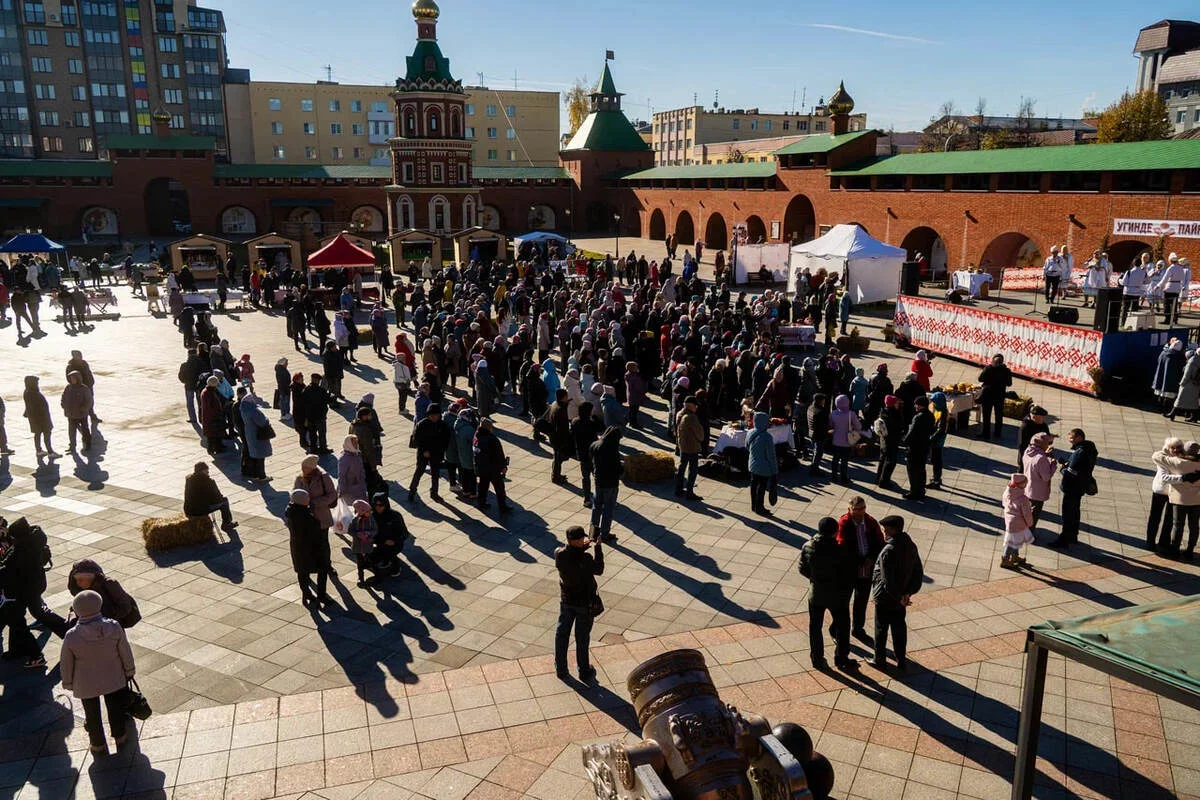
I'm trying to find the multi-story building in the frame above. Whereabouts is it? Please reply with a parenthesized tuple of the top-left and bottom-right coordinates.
(1134, 19, 1200, 134)
(0, 0, 230, 160)
(226, 79, 560, 167)
(651, 96, 867, 166)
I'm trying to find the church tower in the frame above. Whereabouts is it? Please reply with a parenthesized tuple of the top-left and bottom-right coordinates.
(386, 0, 481, 241)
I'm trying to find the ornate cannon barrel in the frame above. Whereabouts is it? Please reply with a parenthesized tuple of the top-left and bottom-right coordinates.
(582, 649, 833, 800)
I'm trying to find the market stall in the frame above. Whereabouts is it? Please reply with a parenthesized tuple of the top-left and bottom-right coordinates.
(307, 232, 379, 303)
(453, 226, 507, 266)
(166, 234, 231, 281)
(951, 269, 993, 299)
(244, 232, 301, 270)
(514, 231, 573, 264)
(387, 229, 442, 272)
(788, 224, 905, 304)
(0, 232, 68, 282)
(732, 242, 791, 284)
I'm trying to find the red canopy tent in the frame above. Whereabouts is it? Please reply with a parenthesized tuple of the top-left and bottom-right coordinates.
(306, 232, 375, 270)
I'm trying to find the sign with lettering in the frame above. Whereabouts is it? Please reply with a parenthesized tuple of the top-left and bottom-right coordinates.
(1112, 218, 1200, 239)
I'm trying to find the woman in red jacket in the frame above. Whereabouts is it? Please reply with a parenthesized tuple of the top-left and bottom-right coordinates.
(910, 350, 934, 392)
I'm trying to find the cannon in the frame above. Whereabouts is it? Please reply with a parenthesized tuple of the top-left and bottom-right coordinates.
(582, 649, 834, 800)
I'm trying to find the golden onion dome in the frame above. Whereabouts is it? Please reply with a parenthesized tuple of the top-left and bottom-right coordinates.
(412, 0, 439, 20)
(827, 81, 855, 115)
(151, 107, 171, 123)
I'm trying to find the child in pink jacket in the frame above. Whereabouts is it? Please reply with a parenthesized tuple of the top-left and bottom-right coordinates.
(1002, 473, 1035, 570)
(236, 353, 256, 393)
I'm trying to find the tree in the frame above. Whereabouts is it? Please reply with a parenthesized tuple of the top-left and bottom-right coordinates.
(919, 99, 965, 152)
(1095, 90, 1173, 143)
(969, 97, 988, 149)
(564, 78, 591, 135)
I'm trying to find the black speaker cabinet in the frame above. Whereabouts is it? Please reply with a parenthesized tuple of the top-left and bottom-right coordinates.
(900, 262, 921, 296)
(1048, 306, 1079, 325)
(1092, 287, 1122, 333)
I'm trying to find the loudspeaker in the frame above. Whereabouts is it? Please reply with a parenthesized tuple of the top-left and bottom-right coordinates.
(1092, 287, 1122, 333)
(1048, 306, 1079, 325)
(900, 261, 921, 296)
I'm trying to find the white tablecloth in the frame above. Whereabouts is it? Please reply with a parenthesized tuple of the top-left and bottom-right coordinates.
(714, 424, 796, 455)
(953, 271, 993, 298)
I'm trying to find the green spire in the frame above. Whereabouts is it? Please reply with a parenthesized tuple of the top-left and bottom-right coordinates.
(595, 63, 619, 98)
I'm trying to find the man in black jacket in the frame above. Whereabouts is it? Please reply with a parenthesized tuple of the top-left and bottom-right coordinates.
(409, 406, 451, 503)
(548, 388, 572, 484)
(183, 462, 238, 533)
(0, 517, 49, 667)
(1016, 406, 1050, 469)
(302, 374, 332, 454)
(1051, 428, 1098, 550)
(179, 348, 205, 423)
(977, 354, 1013, 440)
(554, 525, 603, 682)
(871, 515, 924, 672)
(589, 426, 623, 544)
(902, 396, 934, 501)
(572, 402, 602, 508)
(799, 516, 855, 671)
(370, 491, 409, 577)
(473, 418, 511, 512)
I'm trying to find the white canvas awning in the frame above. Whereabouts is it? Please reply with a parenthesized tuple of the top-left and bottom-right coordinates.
(789, 224, 905, 304)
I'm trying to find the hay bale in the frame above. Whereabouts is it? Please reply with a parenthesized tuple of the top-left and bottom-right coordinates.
(142, 514, 216, 552)
(1003, 395, 1033, 420)
(357, 325, 373, 339)
(624, 450, 676, 483)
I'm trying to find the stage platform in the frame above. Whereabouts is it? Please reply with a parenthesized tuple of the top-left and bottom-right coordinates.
(892, 293, 1195, 395)
(919, 288, 1197, 332)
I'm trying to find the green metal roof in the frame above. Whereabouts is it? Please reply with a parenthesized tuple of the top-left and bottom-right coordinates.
(403, 40, 458, 87)
(772, 129, 874, 156)
(473, 166, 571, 180)
(214, 164, 390, 180)
(0, 159, 112, 177)
(831, 139, 1200, 176)
(103, 134, 215, 151)
(563, 111, 650, 152)
(619, 162, 777, 181)
(594, 63, 620, 97)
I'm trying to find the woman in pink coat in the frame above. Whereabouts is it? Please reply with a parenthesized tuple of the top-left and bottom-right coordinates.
(1022, 432, 1056, 530)
(1002, 473, 1035, 570)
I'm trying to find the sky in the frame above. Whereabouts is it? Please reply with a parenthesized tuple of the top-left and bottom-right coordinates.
(221, 0, 1197, 132)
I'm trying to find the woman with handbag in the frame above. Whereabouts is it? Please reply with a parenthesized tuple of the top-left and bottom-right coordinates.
(59, 590, 136, 754)
(828, 394, 862, 485)
(239, 390, 274, 484)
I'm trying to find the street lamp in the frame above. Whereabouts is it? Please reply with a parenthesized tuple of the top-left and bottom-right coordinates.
(564, 208, 572, 246)
(614, 213, 622, 260)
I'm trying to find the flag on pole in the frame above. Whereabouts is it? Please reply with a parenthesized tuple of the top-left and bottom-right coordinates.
(605, 50, 615, 61)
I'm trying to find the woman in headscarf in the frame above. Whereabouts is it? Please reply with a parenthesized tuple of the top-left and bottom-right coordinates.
(756, 366, 791, 419)
(747, 411, 780, 515)
(199, 375, 224, 455)
(444, 333, 466, 390)
(370, 305, 389, 358)
(475, 359, 499, 417)
(1155, 338, 1187, 415)
(1148, 437, 1185, 551)
(22, 375, 55, 457)
(541, 356, 561, 396)
(910, 349, 934, 392)
(564, 367, 584, 421)
(238, 389, 273, 483)
(750, 359, 770, 405)
(828, 394, 862, 484)
(337, 434, 367, 508)
(849, 368, 869, 414)
(865, 364, 893, 425)
(1001, 474, 1035, 570)
(928, 392, 950, 489)
(1173, 349, 1200, 423)
(284, 488, 331, 607)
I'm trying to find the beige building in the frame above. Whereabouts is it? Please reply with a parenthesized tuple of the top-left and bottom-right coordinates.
(652, 103, 867, 166)
(226, 80, 560, 167)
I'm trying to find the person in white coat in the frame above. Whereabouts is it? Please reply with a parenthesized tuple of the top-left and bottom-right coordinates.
(1042, 246, 1064, 304)
(1152, 440, 1200, 560)
(1157, 253, 1190, 325)
(1119, 256, 1149, 325)
(1081, 254, 1107, 308)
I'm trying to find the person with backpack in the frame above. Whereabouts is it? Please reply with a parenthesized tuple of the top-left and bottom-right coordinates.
(871, 515, 925, 673)
(0, 516, 51, 667)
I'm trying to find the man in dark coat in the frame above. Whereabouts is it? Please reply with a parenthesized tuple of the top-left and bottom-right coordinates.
(871, 515, 924, 672)
(977, 354, 1013, 440)
(548, 388, 572, 484)
(835, 496, 885, 646)
(799, 516, 856, 671)
(179, 348, 205, 423)
(183, 462, 237, 532)
(902, 396, 934, 501)
(473, 417, 511, 512)
(321, 341, 344, 404)
(1017, 406, 1050, 469)
(302, 375, 331, 454)
(554, 525, 603, 683)
(199, 376, 225, 454)
(0, 517, 48, 667)
(409, 406, 451, 502)
(284, 489, 331, 607)
(875, 395, 904, 489)
(370, 491, 408, 576)
(571, 402, 602, 507)
(1051, 428, 1098, 550)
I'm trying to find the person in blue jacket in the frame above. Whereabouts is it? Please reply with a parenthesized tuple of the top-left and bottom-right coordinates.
(747, 411, 779, 516)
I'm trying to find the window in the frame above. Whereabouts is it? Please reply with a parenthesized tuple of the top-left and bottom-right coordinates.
(797, 120, 808, 131)
(1048, 171, 1101, 192)
(1112, 170, 1171, 192)
(33, 84, 54, 100)
(465, 103, 474, 115)
(331, 146, 343, 160)
(506, 104, 516, 116)
(303, 122, 314, 135)
(507, 150, 516, 161)
(91, 83, 125, 98)
(186, 7, 220, 29)
(163, 89, 182, 104)
(61, 3, 77, 25)
(505, 128, 516, 139)
(732, 119, 740, 130)
(23, 2, 44, 23)
(41, 136, 62, 152)
(486, 104, 496, 116)
(71, 85, 86, 100)
(750, 119, 758, 130)
(268, 98, 281, 111)
(0, 107, 29, 121)
(465, 126, 475, 138)
(1196, 110, 1200, 123)
(93, 109, 128, 124)
(329, 123, 342, 135)
(401, 162, 414, 183)
(270, 121, 283, 134)
(37, 110, 58, 125)
(815, 121, 827, 132)
(374, 148, 388, 159)
(486, 127, 497, 138)
(458, 163, 467, 183)
(84, 29, 119, 43)
(157, 35, 176, 51)
(351, 123, 364, 136)
(188, 87, 215, 102)
(350, 100, 361, 113)
(78, 136, 93, 152)
(487, 148, 497, 160)
(27, 29, 47, 45)
(161, 63, 180, 79)
(783, 120, 790, 131)
(74, 111, 89, 126)
(306, 146, 319, 160)
(301, 99, 313, 112)
(764, 120, 771, 131)
(370, 101, 386, 113)
(911, 174, 945, 191)
(64, 31, 80, 46)
(329, 99, 340, 112)
(170, 114, 184, 129)
(189, 112, 220, 127)
(352, 147, 364, 159)
(31, 57, 52, 72)
(1179, 111, 1187, 125)
(431, 163, 442, 182)
(272, 145, 285, 160)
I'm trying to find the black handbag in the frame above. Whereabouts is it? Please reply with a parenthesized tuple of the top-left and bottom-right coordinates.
(126, 678, 152, 721)
(257, 423, 276, 441)
(588, 595, 605, 617)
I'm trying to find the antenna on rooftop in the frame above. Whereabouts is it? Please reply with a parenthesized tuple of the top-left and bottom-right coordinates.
(324, 64, 332, 82)
(713, 89, 719, 110)
(477, 72, 485, 87)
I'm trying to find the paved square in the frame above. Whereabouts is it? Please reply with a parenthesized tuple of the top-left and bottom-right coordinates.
(1, 254, 1197, 799)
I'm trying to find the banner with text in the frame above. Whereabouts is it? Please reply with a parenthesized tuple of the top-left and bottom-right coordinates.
(894, 295, 1102, 392)
(1112, 218, 1200, 239)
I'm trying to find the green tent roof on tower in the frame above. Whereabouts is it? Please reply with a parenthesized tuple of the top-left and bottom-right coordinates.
(563, 61, 648, 153)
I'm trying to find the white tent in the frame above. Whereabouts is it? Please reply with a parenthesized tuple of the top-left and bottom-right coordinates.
(788, 224, 905, 304)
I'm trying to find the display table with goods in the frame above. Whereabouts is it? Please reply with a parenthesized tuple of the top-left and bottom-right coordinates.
(778, 325, 816, 350)
(931, 383, 979, 430)
(713, 421, 796, 455)
(51, 287, 118, 320)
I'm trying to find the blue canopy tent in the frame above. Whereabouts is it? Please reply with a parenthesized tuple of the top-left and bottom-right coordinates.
(512, 231, 572, 251)
(0, 233, 66, 254)
(513, 230, 574, 266)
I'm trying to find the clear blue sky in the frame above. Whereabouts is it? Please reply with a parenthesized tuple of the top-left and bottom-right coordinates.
(222, 0, 1196, 131)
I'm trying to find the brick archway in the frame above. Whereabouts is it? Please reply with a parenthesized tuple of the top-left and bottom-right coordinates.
(1108, 240, 1152, 271)
(647, 209, 666, 240)
(980, 231, 1043, 272)
(783, 195, 815, 243)
(704, 212, 727, 250)
(674, 210, 695, 243)
(901, 226, 947, 279)
(745, 215, 766, 243)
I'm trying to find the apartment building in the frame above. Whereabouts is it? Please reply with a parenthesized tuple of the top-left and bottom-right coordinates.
(0, 0, 229, 159)
(651, 103, 867, 166)
(227, 79, 560, 167)
(1134, 19, 1200, 134)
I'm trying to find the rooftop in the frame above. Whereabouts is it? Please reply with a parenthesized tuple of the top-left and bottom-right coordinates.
(473, 166, 571, 180)
(214, 164, 391, 179)
(103, 134, 216, 151)
(0, 160, 113, 177)
(831, 138, 1200, 176)
(562, 108, 650, 153)
(773, 129, 874, 156)
(618, 162, 777, 181)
